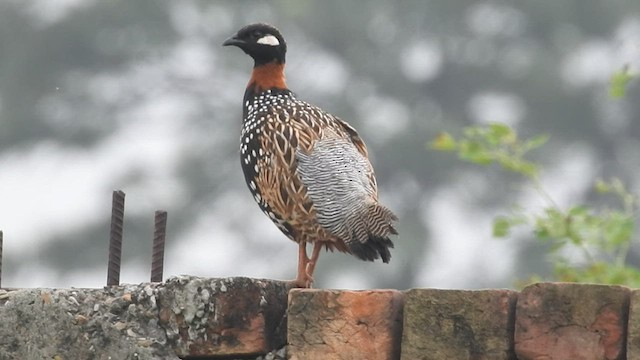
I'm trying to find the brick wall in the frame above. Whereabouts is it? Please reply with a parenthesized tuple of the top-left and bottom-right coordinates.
(0, 277, 636, 359)
(288, 283, 631, 360)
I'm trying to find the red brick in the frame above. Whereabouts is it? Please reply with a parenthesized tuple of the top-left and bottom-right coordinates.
(515, 282, 630, 360)
(287, 289, 403, 360)
(626, 289, 640, 360)
(400, 288, 517, 360)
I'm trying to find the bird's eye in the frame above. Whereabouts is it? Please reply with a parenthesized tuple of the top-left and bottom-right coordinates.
(253, 31, 263, 38)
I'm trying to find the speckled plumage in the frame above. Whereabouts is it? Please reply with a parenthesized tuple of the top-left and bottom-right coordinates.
(224, 23, 398, 287)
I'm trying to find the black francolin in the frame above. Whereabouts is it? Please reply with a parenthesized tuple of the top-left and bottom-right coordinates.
(223, 23, 398, 288)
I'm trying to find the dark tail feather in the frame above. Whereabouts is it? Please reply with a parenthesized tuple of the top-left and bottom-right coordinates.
(349, 235, 395, 263)
(348, 203, 398, 263)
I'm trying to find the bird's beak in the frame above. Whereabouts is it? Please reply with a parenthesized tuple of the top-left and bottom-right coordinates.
(222, 36, 244, 47)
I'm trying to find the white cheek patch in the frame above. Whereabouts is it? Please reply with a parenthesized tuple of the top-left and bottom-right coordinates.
(257, 35, 280, 46)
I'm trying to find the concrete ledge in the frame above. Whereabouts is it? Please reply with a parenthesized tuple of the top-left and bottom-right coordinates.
(0, 276, 291, 360)
(158, 276, 291, 358)
(0, 282, 173, 360)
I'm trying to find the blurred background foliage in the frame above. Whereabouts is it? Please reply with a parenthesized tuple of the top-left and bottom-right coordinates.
(433, 121, 640, 287)
(0, 0, 639, 289)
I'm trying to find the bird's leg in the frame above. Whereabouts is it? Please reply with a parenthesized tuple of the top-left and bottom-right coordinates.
(291, 241, 311, 288)
(304, 242, 323, 287)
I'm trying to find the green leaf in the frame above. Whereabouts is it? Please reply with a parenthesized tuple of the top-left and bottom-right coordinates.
(610, 177, 626, 194)
(489, 122, 512, 137)
(609, 66, 635, 99)
(534, 226, 551, 239)
(568, 206, 588, 217)
(595, 179, 610, 193)
(524, 134, 549, 151)
(603, 213, 634, 247)
(487, 123, 515, 144)
(534, 208, 569, 241)
(493, 217, 512, 237)
(499, 157, 538, 177)
(517, 162, 538, 177)
(459, 141, 494, 165)
(463, 127, 480, 138)
(430, 132, 457, 151)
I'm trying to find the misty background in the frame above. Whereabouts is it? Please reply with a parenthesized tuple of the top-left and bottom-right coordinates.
(1, 0, 639, 290)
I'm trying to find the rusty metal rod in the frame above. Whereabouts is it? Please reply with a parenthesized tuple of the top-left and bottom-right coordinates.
(107, 190, 125, 286)
(151, 210, 167, 282)
(0, 230, 3, 289)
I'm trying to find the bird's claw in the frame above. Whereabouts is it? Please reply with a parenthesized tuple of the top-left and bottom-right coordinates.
(289, 275, 313, 288)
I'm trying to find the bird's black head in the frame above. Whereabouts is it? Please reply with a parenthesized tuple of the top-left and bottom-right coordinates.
(223, 23, 287, 66)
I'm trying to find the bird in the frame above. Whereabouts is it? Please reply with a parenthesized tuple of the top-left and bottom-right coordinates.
(222, 23, 398, 288)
